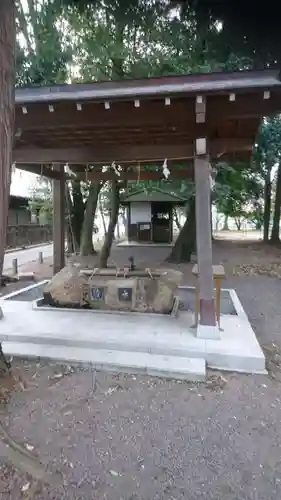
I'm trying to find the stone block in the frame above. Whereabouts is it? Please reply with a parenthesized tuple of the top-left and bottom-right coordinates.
(81, 268, 183, 314)
(44, 264, 88, 307)
(18, 272, 35, 281)
(45, 265, 183, 314)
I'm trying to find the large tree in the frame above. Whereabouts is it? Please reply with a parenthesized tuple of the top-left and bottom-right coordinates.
(0, 0, 16, 314)
(215, 162, 263, 232)
(64, 0, 281, 69)
(271, 161, 281, 243)
(184, 1, 281, 69)
(15, 1, 104, 256)
(254, 117, 281, 242)
(16, 0, 71, 86)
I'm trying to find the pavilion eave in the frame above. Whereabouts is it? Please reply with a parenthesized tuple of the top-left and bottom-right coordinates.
(13, 69, 281, 181)
(15, 69, 281, 105)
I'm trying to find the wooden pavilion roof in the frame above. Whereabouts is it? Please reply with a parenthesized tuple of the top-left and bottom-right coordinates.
(13, 69, 281, 182)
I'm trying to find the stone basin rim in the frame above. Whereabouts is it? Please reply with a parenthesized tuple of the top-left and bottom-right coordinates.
(79, 268, 169, 278)
(33, 297, 180, 318)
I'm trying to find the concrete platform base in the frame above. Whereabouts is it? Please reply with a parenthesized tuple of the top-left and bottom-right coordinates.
(2, 342, 206, 381)
(0, 288, 266, 379)
(197, 324, 221, 340)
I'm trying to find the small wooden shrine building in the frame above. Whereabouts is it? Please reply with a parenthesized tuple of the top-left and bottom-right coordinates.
(8, 195, 30, 225)
(13, 69, 281, 335)
(121, 187, 186, 244)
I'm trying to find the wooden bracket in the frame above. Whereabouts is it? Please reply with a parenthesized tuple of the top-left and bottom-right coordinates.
(195, 95, 206, 123)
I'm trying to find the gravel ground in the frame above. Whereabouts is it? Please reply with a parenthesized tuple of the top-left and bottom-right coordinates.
(2, 241, 281, 499)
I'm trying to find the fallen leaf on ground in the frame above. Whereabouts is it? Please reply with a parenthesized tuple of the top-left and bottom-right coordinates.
(25, 444, 34, 452)
(21, 482, 30, 492)
(105, 387, 117, 396)
(206, 374, 228, 391)
(110, 470, 119, 477)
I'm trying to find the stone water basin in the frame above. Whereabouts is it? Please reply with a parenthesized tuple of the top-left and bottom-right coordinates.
(2, 275, 237, 317)
(42, 265, 183, 314)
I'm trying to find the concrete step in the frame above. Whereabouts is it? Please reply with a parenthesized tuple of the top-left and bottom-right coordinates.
(0, 328, 201, 359)
(3, 341, 206, 381)
(0, 307, 203, 360)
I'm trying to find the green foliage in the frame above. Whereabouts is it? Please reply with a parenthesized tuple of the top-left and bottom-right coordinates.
(63, 1, 189, 80)
(185, 1, 281, 68)
(62, 0, 281, 70)
(16, 0, 72, 86)
(29, 177, 53, 224)
(14, 0, 281, 240)
(215, 162, 263, 229)
(255, 116, 281, 174)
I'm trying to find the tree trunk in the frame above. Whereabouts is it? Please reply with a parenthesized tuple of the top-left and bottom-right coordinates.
(166, 196, 196, 263)
(0, 0, 15, 326)
(99, 197, 107, 234)
(222, 214, 229, 231)
(271, 162, 281, 243)
(116, 220, 120, 239)
(71, 179, 84, 248)
(65, 184, 76, 254)
(65, 223, 74, 254)
(120, 209, 127, 237)
(235, 218, 242, 231)
(210, 200, 214, 239)
(0, 0, 15, 372)
(108, 209, 116, 240)
(173, 207, 182, 231)
(0, 0, 15, 275)
(0, 344, 11, 375)
(80, 182, 101, 256)
(98, 180, 120, 268)
(263, 166, 272, 242)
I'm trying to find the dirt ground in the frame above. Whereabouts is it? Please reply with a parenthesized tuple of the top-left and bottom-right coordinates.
(2, 237, 281, 499)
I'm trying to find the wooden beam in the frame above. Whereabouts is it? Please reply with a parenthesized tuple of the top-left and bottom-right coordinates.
(194, 155, 217, 330)
(13, 139, 252, 165)
(13, 144, 193, 164)
(18, 128, 200, 144)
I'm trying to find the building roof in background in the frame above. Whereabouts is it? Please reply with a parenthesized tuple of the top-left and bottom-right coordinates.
(9, 194, 30, 209)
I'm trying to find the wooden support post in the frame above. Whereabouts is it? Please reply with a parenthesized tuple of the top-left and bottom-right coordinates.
(52, 167, 65, 274)
(215, 277, 221, 328)
(38, 251, 43, 264)
(194, 155, 217, 332)
(12, 258, 18, 276)
(192, 264, 225, 331)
